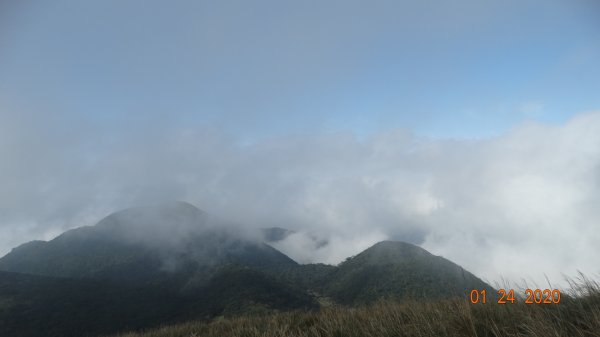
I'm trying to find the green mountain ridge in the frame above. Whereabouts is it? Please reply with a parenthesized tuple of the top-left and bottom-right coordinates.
(0, 202, 492, 337)
(0, 202, 297, 286)
(325, 241, 489, 304)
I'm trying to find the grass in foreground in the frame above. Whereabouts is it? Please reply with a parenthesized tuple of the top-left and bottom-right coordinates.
(114, 277, 600, 337)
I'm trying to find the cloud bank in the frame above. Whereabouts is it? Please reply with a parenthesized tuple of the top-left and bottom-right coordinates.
(1, 108, 599, 286)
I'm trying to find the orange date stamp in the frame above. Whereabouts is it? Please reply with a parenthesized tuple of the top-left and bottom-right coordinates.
(469, 288, 561, 304)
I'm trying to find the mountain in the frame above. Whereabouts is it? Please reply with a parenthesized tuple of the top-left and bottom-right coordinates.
(323, 241, 491, 304)
(0, 202, 316, 337)
(0, 202, 492, 337)
(0, 202, 297, 286)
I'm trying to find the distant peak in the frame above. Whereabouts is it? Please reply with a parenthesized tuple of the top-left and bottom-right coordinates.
(100, 201, 206, 221)
(163, 200, 202, 210)
(260, 227, 296, 242)
(128, 200, 204, 213)
(90, 201, 213, 247)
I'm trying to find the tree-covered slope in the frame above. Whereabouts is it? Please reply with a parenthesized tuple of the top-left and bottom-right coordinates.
(0, 202, 297, 286)
(0, 202, 494, 337)
(323, 241, 491, 304)
(0, 266, 316, 337)
(0, 270, 190, 337)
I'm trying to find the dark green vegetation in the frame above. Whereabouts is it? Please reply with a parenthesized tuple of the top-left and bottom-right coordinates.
(112, 278, 600, 337)
(275, 241, 490, 306)
(325, 241, 489, 304)
(0, 266, 315, 337)
(0, 202, 297, 285)
(0, 202, 492, 337)
(0, 270, 189, 337)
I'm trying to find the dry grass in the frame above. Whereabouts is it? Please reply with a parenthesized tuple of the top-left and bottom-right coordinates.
(113, 276, 600, 337)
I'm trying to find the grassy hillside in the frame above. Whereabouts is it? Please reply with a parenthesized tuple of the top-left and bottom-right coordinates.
(112, 278, 600, 337)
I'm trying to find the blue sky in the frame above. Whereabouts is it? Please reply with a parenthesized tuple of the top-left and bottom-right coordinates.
(1, 0, 598, 140)
(1, 1, 600, 284)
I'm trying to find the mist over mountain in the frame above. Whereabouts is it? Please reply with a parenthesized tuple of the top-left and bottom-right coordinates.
(1, 2, 598, 336)
(260, 227, 296, 242)
(0, 202, 494, 336)
(0, 202, 296, 286)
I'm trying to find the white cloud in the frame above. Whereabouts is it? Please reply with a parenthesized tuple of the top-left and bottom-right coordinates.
(1, 107, 599, 287)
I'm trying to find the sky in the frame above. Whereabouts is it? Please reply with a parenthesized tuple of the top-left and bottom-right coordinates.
(1, 0, 599, 286)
